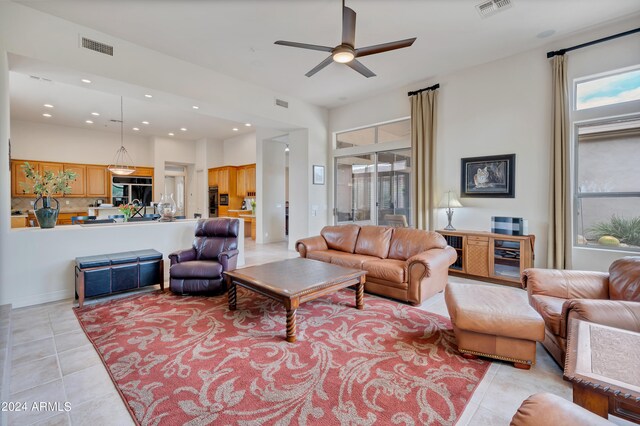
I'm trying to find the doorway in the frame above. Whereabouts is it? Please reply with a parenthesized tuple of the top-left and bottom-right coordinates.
(164, 164, 187, 217)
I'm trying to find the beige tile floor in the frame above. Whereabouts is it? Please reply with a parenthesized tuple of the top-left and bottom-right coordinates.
(7, 239, 632, 425)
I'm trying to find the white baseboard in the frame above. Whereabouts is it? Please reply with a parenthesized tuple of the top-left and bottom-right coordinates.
(8, 289, 75, 309)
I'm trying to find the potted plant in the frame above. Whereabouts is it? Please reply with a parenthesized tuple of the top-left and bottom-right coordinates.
(21, 162, 77, 228)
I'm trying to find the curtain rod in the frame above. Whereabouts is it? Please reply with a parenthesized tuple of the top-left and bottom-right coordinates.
(546, 27, 640, 59)
(407, 83, 440, 96)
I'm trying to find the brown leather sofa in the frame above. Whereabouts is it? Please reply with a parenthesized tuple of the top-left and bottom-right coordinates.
(522, 256, 640, 366)
(511, 393, 613, 425)
(296, 224, 457, 305)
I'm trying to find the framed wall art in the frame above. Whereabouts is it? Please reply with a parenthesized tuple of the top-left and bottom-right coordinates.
(460, 154, 515, 198)
(313, 165, 325, 185)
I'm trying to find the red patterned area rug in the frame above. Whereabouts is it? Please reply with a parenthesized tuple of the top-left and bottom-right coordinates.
(75, 289, 489, 425)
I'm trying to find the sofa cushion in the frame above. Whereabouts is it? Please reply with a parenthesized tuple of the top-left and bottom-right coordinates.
(608, 256, 640, 301)
(330, 252, 379, 269)
(170, 260, 223, 279)
(355, 226, 393, 259)
(530, 294, 565, 336)
(362, 259, 406, 284)
(388, 228, 447, 261)
(307, 249, 345, 263)
(321, 224, 360, 253)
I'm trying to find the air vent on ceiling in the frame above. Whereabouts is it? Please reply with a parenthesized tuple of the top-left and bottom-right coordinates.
(476, 0, 512, 18)
(81, 36, 114, 56)
(275, 98, 289, 108)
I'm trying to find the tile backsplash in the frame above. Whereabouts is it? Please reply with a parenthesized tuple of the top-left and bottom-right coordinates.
(11, 197, 96, 212)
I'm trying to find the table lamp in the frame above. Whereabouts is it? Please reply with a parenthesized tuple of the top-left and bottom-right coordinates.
(438, 190, 463, 230)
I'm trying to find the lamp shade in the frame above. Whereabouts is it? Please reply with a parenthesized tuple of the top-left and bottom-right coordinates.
(438, 191, 463, 209)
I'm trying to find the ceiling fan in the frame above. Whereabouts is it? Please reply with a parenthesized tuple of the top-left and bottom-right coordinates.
(274, 0, 416, 78)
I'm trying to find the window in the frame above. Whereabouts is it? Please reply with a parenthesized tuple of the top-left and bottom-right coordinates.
(574, 118, 640, 251)
(576, 67, 640, 110)
(336, 120, 410, 149)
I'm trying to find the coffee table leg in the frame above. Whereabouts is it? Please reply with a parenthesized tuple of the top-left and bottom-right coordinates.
(355, 275, 365, 310)
(286, 309, 297, 343)
(228, 278, 237, 311)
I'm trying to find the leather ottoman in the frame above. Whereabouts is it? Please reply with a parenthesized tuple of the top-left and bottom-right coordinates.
(445, 282, 545, 369)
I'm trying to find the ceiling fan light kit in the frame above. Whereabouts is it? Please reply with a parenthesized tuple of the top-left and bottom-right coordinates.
(275, 0, 416, 78)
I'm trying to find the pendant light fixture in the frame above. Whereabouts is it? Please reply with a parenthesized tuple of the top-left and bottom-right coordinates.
(107, 96, 136, 176)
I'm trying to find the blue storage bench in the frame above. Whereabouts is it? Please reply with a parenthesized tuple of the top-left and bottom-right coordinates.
(75, 249, 164, 307)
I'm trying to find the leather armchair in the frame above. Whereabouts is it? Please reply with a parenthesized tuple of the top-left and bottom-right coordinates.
(169, 218, 240, 295)
(522, 256, 640, 365)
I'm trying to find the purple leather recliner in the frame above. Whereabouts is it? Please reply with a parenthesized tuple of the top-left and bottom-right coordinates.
(169, 218, 240, 295)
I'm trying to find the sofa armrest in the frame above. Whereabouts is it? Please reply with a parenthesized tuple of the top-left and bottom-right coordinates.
(510, 393, 613, 426)
(564, 299, 640, 333)
(522, 268, 609, 301)
(405, 246, 457, 304)
(295, 236, 328, 258)
(219, 249, 239, 272)
(168, 248, 197, 266)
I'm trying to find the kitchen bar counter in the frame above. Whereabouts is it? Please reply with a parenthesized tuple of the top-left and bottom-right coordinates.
(6, 219, 244, 308)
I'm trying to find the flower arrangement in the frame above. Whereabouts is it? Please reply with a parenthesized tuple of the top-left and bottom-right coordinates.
(251, 199, 256, 214)
(21, 162, 76, 205)
(118, 203, 135, 221)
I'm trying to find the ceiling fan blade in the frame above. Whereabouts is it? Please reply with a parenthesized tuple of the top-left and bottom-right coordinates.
(346, 59, 376, 78)
(355, 37, 417, 58)
(342, 6, 356, 46)
(305, 56, 334, 77)
(274, 40, 333, 53)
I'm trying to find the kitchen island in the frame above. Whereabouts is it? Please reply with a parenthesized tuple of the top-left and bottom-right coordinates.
(3, 219, 244, 308)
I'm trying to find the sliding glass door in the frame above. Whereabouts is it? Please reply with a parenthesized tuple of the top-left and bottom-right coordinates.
(335, 149, 412, 226)
(335, 154, 375, 225)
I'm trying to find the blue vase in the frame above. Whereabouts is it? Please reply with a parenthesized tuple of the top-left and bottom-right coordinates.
(34, 196, 60, 229)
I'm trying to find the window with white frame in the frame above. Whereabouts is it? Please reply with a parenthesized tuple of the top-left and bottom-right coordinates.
(573, 66, 640, 251)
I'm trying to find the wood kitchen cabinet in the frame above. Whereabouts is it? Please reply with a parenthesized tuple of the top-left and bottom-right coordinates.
(215, 166, 237, 195)
(208, 169, 219, 188)
(38, 162, 64, 196)
(130, 167, 154, 177)
(85, 166, 108, 197)
(236, 164, 256, 197)
(246, 164, 256, 195)
(64, 164, 86, 197)
(437, 230, 535, 287)
(11, 160, 32, 197)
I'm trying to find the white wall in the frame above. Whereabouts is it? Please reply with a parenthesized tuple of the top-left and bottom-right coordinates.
(206, 138, 225, 169)
(261, 139, 287, 243)
(223, 132, 256, 166)
(328, 17, 640, 271)
(10, 119, 153, 166)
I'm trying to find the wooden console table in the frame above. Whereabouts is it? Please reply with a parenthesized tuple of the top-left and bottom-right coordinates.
(437, 230, 534, 286)
(564, 320, 640, 423)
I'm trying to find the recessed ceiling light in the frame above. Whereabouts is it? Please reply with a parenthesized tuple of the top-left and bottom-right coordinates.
(81, 79, 92, 84)
(85, 120, 93, 124)
(42, 113, 52, 118)
(43, 104, 54, 108)
(180, 127, 187, 131)
(142, 121, 150, 125)
(133, 127, 140, 131)
(91, 112, 100, 116)
(144, 94, 153, 98)
(168, 132, 174, 136)
(232, 128, 239, 131)
(192, 105, 199, 110)
(245, 123, 252, 127)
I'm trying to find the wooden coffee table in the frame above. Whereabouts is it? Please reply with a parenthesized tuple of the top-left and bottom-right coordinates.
(223, 258, 366, 343)
(564, 320, 640, 423)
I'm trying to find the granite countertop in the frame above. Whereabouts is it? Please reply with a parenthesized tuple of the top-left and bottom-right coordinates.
(228, 209, 251, 212)
(238, 214, 256, 218)
(11, 214, 28, 218)
(27, 208, 90, 214)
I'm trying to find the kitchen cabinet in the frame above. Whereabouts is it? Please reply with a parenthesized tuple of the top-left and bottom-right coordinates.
(11, 160, 32, 197)
(208, 169, 218, 188)
(218, 206, 229, 217)
(130, 167, 154, 177)
(437, 230, 535, 287)
(11, 216, 28, 228)
(246, 164, 256, 195)
(236, 167, 246, 197)
(236, 164, 256, 197)
(215, 166, 237, 195)
(64, 165, 86, 197)
(86, 166, 108, 197)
